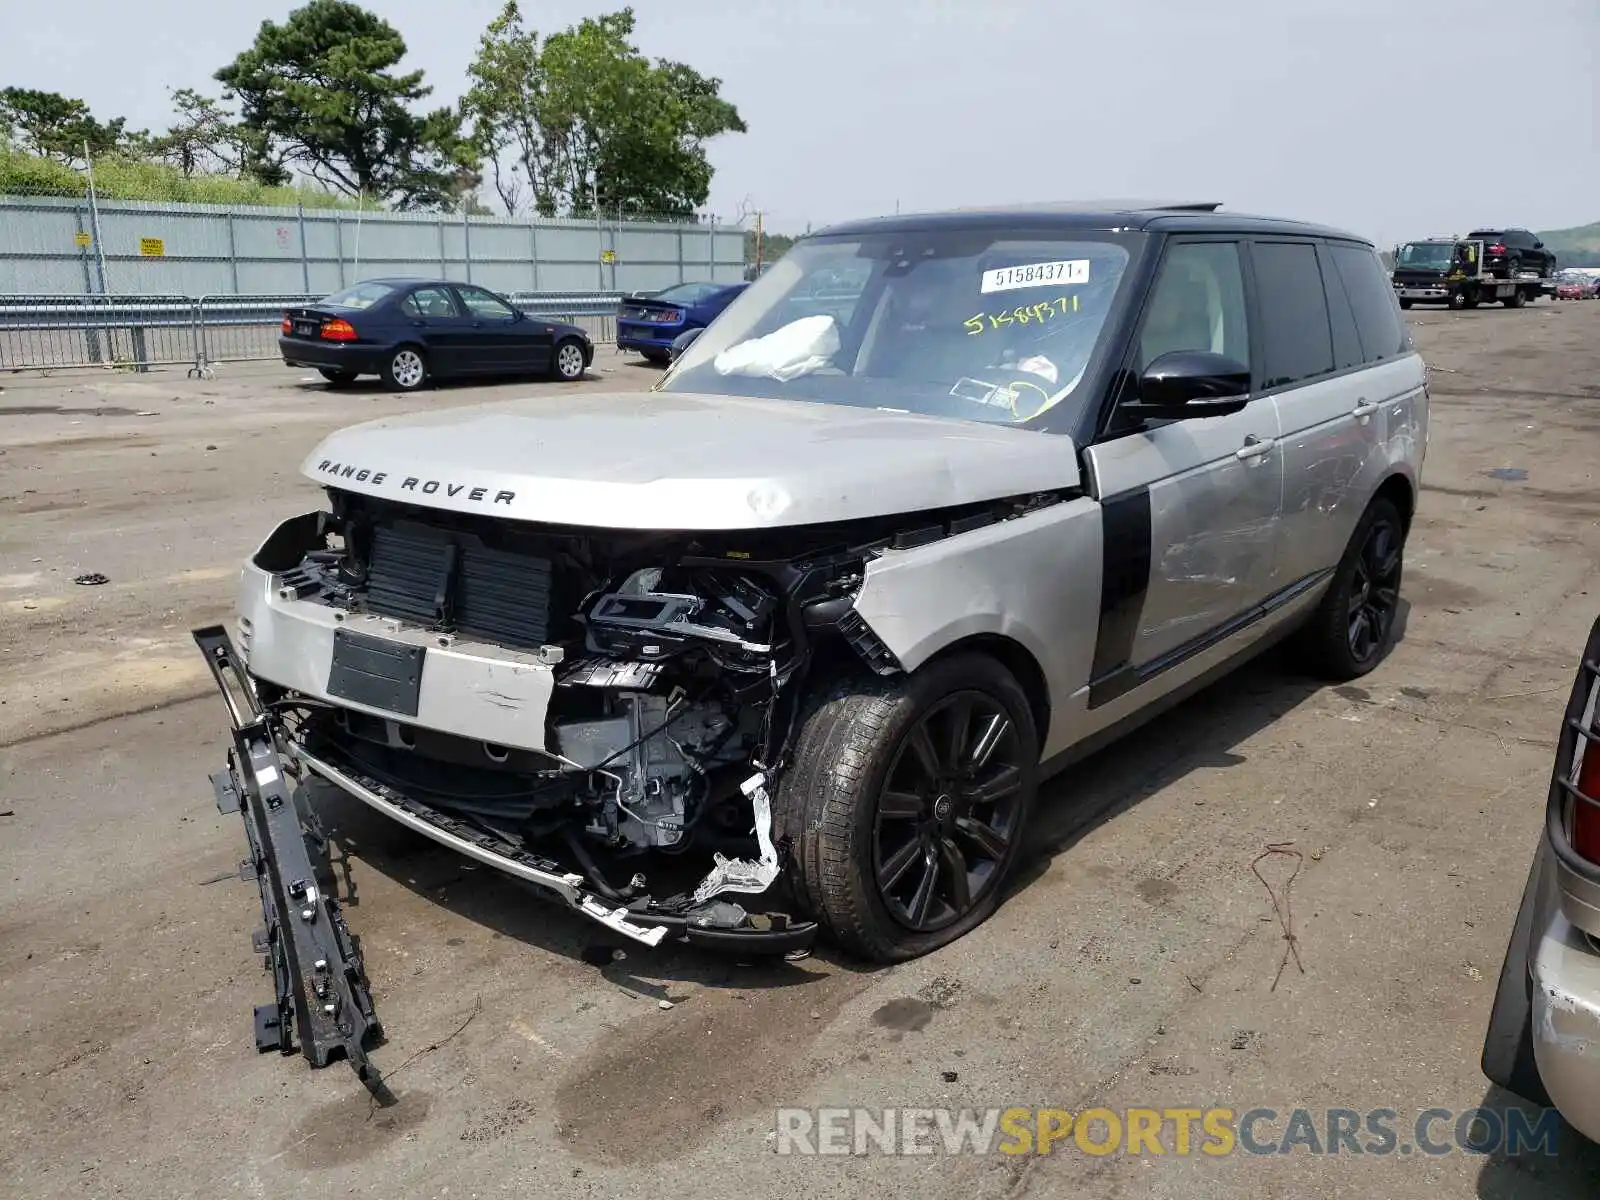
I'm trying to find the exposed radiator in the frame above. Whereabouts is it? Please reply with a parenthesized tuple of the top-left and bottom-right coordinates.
(365, 519, 554, 649)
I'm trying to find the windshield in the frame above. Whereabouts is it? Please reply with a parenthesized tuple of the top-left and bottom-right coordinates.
(320, 281, 398, 310)
(659, 230, 1138, 428)
(1396, 242, 1458, 269)
(654, 282, 724, 305)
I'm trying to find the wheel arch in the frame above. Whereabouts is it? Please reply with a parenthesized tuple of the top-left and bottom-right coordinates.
(918, 633, 1052, 751)
(1374, 470, 1417, 535)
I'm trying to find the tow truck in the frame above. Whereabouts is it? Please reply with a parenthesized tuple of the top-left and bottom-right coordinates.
(1391, 236, 1555, 310)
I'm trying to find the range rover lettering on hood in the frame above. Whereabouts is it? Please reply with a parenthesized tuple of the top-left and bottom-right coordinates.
(313, 459, 515, 505)
(299, 391, 1082, 530)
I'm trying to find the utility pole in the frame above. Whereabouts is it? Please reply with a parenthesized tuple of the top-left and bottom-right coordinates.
(755, 210, 764, 274)
(592, 177, 605, 290)
(84, 140, 109, 294)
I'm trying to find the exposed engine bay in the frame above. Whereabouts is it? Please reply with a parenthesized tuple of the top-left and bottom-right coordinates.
(198, 483, 1068, 1093)
(243, 486, 1064, 920)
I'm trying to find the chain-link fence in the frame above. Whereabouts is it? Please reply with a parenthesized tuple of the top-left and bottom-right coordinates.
(0, 158, 749, 297)
(0, 291, 627, 375)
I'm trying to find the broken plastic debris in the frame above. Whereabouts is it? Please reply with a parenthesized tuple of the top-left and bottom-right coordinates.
(73, 573, 110, 586)
(691, 772, 780, 904)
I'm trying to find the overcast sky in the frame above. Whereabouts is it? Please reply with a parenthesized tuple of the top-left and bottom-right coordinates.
(2, 0, 1595, 244)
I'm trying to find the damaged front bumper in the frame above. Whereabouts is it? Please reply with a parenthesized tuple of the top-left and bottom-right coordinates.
(193, 624, 817, 1088)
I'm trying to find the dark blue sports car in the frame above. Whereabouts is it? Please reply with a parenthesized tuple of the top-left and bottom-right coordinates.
(279, 278, 594, 392)
(616, 280, 748, 364)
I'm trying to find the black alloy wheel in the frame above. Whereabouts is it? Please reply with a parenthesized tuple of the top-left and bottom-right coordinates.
(1347, 509, 1403, 666)
(872, 691, 1027, 933)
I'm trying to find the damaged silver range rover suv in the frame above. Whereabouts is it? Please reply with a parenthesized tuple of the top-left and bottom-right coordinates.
(196, 202, 1426, 1085)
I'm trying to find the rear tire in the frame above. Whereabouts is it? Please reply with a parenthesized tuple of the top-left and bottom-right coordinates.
(1504, 289, 1526, 309)
(1447, 293, 1465, 310)
(774, 654, 1039, 963)
(381, 346, 428, 392)
(642, 349, 671, 365)
(1297, 497, 1406, 681)
(553, 338, 587, 381)
(318, 368, 357, 387)
(1398, 298, 1413, 310)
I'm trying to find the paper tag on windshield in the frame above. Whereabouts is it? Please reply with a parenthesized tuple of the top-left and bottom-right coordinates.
(981, 259, 1090, 294)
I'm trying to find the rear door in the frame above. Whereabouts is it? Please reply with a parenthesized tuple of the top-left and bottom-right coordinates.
(452, 285, 546, 373)
(1270, 240, 1417, 587)
(398, 285, 475, 376)
(1082, 237, 1283, 706)
(1260, 239, 1376, 590)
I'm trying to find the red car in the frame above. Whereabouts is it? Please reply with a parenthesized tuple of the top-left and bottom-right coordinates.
(1556, 280, 1588, 300)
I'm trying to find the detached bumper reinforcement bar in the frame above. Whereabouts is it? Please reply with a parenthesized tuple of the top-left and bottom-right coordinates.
(289, 747, 818, 957)
(292, 746, 671, 947)
(193, 625, 391, 1102)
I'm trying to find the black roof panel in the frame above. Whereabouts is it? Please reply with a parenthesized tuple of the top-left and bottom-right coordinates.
(813, 203, 1369, 247)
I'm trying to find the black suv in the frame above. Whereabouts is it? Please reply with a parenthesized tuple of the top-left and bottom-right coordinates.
(1467, 228, 1557, 279)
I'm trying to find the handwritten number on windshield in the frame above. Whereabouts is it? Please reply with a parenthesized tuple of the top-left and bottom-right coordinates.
(964, 294, 1080, 336)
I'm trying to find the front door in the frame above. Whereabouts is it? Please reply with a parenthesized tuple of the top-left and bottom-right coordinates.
(1082, 238, 1283, 706)
(453, 285, 547, 373)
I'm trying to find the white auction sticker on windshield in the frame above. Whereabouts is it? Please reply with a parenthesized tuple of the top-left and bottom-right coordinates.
(981, 259, 1090, 294)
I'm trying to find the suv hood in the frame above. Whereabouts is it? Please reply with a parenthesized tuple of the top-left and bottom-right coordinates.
(301, 391, 1080, 529)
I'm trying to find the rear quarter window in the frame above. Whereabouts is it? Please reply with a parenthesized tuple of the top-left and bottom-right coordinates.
(1327, 244, 1408, 363)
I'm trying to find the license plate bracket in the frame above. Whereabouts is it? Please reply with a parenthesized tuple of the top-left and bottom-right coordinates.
(327, 629, 426, 717)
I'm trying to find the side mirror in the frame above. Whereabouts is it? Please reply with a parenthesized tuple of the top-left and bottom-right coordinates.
(1122, 350, 1251, 421)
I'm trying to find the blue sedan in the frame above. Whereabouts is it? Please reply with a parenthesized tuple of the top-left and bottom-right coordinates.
(616, 281, 748, 363)
(278, 278, 594, 392)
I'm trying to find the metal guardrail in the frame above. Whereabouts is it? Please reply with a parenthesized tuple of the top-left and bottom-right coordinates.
(0, 291, 627, 376)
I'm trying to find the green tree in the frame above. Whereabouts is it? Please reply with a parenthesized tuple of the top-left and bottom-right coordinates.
(149, 89, 240, 177)
(215, 0, 472, 208)
(745, 229, 797, 265)
(0, 89, 133, 165)
(464, 3, 745, 218)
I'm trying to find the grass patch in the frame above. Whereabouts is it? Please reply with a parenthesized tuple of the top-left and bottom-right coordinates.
(0, 148, 365, 210)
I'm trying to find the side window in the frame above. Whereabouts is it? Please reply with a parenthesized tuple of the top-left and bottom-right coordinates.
(1250, 241, 1334, 389)
(401, 286, 459, 319)
(1318, 245, 1363, 371)
(456, 286, 517, 320)
(1134, 241, 1250, 372)
(1328, 244, 1408, 363)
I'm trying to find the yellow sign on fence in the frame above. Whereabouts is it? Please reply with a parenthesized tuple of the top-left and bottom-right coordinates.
(139, 237, 165, 257)
(74, 232, 92, 247)
(601, 249, 616, 264)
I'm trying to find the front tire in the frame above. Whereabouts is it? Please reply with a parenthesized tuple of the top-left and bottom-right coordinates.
(1398, 298, 1414, 310)
(775, 654, 1039, 962)
(381, 346, 428, 392)
(1298, 496, 1406, 680)
(553, 338, 586, 381)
